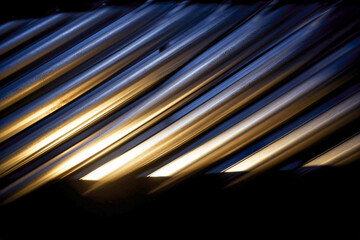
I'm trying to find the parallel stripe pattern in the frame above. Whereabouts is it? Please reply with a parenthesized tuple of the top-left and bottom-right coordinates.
(0, 1, 359, 204)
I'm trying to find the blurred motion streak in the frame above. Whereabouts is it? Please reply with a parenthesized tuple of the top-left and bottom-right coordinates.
(0, 7, 123, 81)
(0, 2, 172, 112)
(0, 13, 71, 56)
(0, 4, 253, 177)
(83, 20, 359, 185)
(303, 134, 360, 167)
(0, 1, 359, 205)
(146, 56, 358, 190)
(225, 92, 360, 187)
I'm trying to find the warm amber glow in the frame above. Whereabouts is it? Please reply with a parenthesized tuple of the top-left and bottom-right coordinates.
(83, 119, 236, 180)
(303, 134, 360, 167)
(224, 95, 360, 173)
(148, 129, 239, 177)
(80, 143, 146, 181)
(0, 100, 115, 177)
(148, 155, 195, 177)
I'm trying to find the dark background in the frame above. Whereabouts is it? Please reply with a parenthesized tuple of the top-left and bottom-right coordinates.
(2, 0, 356, 23)
(1, 0, 359, 238)
(1, 163, 359, 238)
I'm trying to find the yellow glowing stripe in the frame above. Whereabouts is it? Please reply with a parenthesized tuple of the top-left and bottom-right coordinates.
(148, 128, 240, 177)
(148, 155, 196, 177)
(81, 142, 150, 181)
(224, 95, 360, 173)
(303, 134, 360, 167)
(81, 94, 240, 180)
(223, 125, 312, 173)
(80, 109, 173, 181)
(148, 88, 360, 178)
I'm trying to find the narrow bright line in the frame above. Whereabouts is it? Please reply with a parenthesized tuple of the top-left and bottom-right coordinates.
(223, 133, 294, 173)
(148, 128, 240, 177)
(148, 155, 196, 177)
(80, 146, 145, 181)
(80, 125, 164, 181)
(303, 134, 360, 167)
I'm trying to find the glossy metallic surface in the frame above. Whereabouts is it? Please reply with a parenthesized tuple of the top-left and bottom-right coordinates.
(0, 3, 212, 142)
(0, 4, 252, 177)
(0, 13, 71, 56)
(84, 20, 359, 186)
(224, 92, 360, 187)
(0, 7, 123, 80)
(0, 1, 359, 205)
(146, 48, 359, 191)
(303, 134, 360, 167)
(0, 2, 173, 111)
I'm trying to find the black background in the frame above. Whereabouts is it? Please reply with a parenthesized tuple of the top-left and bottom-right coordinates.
(1, 0, 359, 238)
(1, 163, 359, 238)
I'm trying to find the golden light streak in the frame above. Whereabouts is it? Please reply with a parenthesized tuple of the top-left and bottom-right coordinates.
(147, 155, 198, 177)
(43, 99, 165, 179)
(224, 93, 360, 173)
(0, 100, 114, 176)
(80, 139, 156, 181)
(0, 78, 156, 177)
(303, 134, 360, 167)
(82, 86, 245, 181)
(223, 135, 295, 173)
(146, 77, 352, 178)
(81, 101, 212, 180)
(148, 127, 241, 177)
